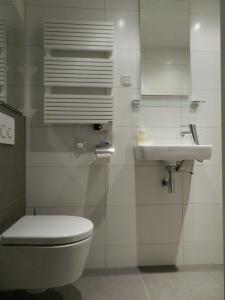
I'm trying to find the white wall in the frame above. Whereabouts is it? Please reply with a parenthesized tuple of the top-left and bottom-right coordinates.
(25, 0, 223, 268)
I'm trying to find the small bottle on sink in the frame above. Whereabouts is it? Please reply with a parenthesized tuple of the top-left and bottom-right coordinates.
(137, 125, 147, 145)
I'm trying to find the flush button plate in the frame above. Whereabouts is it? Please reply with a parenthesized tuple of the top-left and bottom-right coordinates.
(0, 112, 15, 145)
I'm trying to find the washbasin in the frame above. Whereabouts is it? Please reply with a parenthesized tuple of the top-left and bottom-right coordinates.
(134, 144, 212, 163)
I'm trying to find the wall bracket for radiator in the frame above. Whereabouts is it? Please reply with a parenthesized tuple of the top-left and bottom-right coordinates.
(0, 19, 7, 103)
(44, 19, 114, 124)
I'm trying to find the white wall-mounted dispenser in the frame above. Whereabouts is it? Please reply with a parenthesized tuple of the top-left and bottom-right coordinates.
(43, 19, 114, 124)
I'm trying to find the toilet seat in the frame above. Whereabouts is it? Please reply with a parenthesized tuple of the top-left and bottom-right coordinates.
(1, 215, 93, 246)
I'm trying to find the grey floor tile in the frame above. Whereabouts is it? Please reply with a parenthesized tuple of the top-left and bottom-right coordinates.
(56, 269, 150, 300)
(0, 267, 223, 300)
(141, 266, 224, 300)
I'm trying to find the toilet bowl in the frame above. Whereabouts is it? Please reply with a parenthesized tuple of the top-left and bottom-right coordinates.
(0, 215, 93, 291)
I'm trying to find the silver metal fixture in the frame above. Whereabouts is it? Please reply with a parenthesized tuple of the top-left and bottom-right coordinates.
(162, 161, 194, 194)
(180, 124, 199, 145)
(180, 124, 202, 162)
(162, 166, 175, 193)
(95, 143, 115, 158)
(131, 99, 206, 108)
(75, 140, 87, 153)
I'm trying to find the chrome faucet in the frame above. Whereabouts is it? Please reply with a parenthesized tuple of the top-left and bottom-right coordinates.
(180, 124, 199, 145)
(181, 124, 202, 162)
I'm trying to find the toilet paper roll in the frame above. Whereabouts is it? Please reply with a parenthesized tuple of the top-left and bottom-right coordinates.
(96, 153, 111, 159)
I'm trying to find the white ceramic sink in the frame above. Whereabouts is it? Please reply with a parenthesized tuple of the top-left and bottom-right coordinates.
(134, 144, 212, 163)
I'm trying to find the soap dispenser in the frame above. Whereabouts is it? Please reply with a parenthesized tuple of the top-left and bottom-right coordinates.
(137, 125, 147, 145)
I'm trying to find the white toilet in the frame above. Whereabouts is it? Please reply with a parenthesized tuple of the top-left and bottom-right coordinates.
(0, 215, 93, 291)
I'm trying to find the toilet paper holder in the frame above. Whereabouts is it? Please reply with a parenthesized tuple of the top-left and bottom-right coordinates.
(95, 143, 115, 158)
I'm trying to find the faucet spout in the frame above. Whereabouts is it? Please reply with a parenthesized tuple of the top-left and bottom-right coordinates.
(188, 124, 199, 145)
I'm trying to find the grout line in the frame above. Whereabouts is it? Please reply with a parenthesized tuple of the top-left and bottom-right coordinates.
(140, 275, 151, 300)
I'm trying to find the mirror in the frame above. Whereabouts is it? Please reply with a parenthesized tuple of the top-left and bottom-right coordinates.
(140, 0, 190, 96)
(0, 0, 25, 110)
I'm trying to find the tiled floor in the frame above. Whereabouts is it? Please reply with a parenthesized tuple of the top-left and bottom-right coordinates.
(0, 266, 223, 300)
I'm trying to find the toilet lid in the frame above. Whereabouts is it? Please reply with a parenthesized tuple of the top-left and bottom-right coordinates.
(1, 216, 93, 246)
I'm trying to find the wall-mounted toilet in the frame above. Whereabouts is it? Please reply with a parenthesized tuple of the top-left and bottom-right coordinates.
(0, 215, 93, 291)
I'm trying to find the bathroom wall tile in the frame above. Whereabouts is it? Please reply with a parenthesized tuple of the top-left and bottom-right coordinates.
(191, 0, 220, 15)
(106, 165, 182, 205)
(114, 49, 140, 88)
(183, 204, 223, 243)
(191, 14, 220, 52)
(7, 46, 25, 86)
(183, 164, 222, 204)
(184, 242, 223, 265)
(113, 89, 182, 128)
(105, 10, 139, 50)
(134, 166, 182, 205)
(106, 205, 137, 245)
(85, 246, 106, 269)
(27, 166, 106, 207)
(26, 207, 34, 215)
(0, 0, 13, 5)
(197, 127, 222, 165)
(25, 46, 43, 86)
(191, 51, 221, 90)
(107, 244, 183, 268)
(110, 126, 137, 165)
(26, 6, 105, 46)
(106, 205, 183, 245)
(27, 0, 104, 9)
(36, 206, 106, 246)
(113, 88, 141, 127)
(106, 165, 136, 205)
(7, 85, 25, 113)
(27, 125, 107, 167)
(181, 90, 221, 128)
(105, 0, 139, 11)
(24, 85, 44, 127)
(0, 5, 24, 45)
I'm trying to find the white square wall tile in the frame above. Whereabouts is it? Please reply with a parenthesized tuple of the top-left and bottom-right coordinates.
(191, 0, 220, 15)
(106, 205, 137, 245)
(27, 166, 106, 207)
(0, 5, 24, 45)
(181, 90, 221, 128)
(191, 14, 220, 52)
(107, 244, 183, 268)
(191, 52, 221, 90)
(113, 88, 141, 127)
(134, 166, 182, 205)
(110, 126, 137, 165)
(105, 10, 140, 50)
(106, 165, 136, 205)
(114, 49, 140, 88)
(25, 46, 43, 86)
(106, 205, 183, 245)
(85, 246, 106, 269)
(183, 204, 223, 243)
(183, 164, 222, 204)
(184, 242, 223, 265)
(136, 206, 183, 244)
(105, 0, 139, 11)
(7, 46, 25, 86)
(36, 206, 106, 246)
